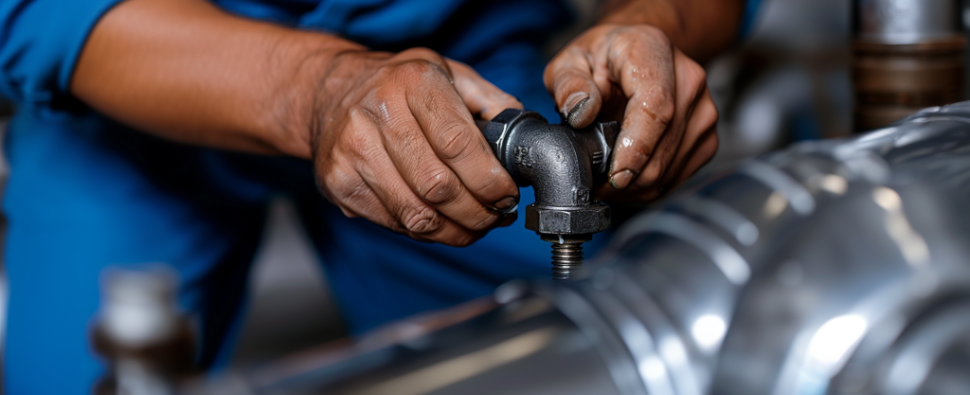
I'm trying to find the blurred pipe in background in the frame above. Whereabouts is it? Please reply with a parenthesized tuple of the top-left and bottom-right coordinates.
(852, 0, 966, 131)
(708, 0, 853, 166)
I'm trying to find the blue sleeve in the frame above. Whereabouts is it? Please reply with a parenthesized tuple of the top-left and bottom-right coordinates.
(0, 0, 124, 108)
(739, 0, 764, 39)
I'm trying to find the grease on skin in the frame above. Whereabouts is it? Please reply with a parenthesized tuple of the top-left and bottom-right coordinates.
(561, 92, 592, 128)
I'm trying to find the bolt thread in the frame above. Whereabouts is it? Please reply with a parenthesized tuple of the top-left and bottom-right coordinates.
(551, 242, 584, 280)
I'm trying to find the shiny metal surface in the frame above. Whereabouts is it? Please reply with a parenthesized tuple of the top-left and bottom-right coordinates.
(197, 102, 970, 394)
(853, 0, 962, 44)
(188, 291, 623, 395)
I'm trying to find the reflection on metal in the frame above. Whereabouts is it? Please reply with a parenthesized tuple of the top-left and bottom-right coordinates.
(872, 187, 930, 266)
(740, 161, 816, 215)
(678, 196, 760, 246)
(690, 315, 727, 352)
(358, 328, 558, 395)
(806, 315, 869, 372)
(616, 212, 751, 285)
(193, 102, 970, 394)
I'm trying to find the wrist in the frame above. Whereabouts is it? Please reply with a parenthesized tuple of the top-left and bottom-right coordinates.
(598, 0, 679, 32)
(597, 0, 744, 62)
(260, 31, 365, 159)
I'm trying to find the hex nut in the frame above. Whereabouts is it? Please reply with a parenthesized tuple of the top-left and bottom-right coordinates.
(525, 203, 611, 235)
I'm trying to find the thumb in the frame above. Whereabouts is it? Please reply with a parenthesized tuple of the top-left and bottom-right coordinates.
(544, 54, 602, 128)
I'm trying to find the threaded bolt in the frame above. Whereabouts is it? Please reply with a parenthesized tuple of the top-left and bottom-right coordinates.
(551, 242, 583, 279)
(541, 234, 593, 280)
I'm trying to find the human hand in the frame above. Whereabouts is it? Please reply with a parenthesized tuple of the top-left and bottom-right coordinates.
(308, 48, 523, 246)
(544, 24, 719, 202)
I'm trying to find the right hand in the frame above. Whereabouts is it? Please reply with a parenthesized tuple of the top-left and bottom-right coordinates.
(307, 48, 523, 246)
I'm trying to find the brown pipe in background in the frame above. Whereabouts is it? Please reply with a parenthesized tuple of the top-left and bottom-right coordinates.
(852, 0, 966, 132)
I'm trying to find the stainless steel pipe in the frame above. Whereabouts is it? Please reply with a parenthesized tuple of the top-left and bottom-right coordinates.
(191, 102, 970, 395)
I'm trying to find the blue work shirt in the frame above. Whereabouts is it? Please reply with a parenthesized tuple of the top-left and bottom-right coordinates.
(0, 1, 761, 393)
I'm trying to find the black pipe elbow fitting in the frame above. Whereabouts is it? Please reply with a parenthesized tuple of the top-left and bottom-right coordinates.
(479, 109, 618, 278)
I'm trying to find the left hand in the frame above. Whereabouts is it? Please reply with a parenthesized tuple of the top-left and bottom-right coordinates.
(544, 24, 719, 203)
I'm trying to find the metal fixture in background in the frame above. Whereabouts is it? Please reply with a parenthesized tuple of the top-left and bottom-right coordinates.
(852, 0, 965, 131)
(92, 267, 196, 395)
(189, 101, 970, 395)
(478, 109, 616, 279)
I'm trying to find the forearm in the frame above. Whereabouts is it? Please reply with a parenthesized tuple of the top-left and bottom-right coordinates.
(598, 0, 745, 63)
(71, 0, 361, 158)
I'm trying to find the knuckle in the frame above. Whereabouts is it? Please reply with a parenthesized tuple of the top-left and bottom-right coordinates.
(701, 134, 720, 159)
(646, 26, 671, 45)
(401, 47, 441, 62)
(639, 91, 675, 128)
(701, 112, 718, 133)
(343, 132, 378, 161)
(655, 88, 675, 113)
(394, 60, 434, 81)
(400, 205, 441, 234)
(417, 168, 461, 205)
(393, 59, 444, 84)
(626, 25, 670, 45)
(691, 62, 708, 84)
(358, 88, 391, 118)
(434, 122, 475, 160)
(687, 63, 708, 92)
(373, 63, 399, 81)
(326, 179, 374, 215)
(336, 178, 369, 203)
(705, 103, 720, 128)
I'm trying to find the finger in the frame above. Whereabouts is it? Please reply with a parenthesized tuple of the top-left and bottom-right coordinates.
(402, 63, 520, 212)
(331, 179, 396, 225)
(660, 87, 718, 187)
(395, 47, 455, 78)
(632, 50, 708, 189)
(605, 28, 677, 190)
(346, 113, 482, 246)
(447, 60, 523, 120)
(361, 85, 505, 232)
(544, 46, 604, 128)
(315, 157, 399, 226)
(357, 146, 484, 247)
(674, 127, 719, 186)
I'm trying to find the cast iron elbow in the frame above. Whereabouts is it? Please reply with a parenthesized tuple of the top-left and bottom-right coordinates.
(480, 109, 617, 239)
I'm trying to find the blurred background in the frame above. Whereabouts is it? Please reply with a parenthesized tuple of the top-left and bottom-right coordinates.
(0, 0, 965, 373)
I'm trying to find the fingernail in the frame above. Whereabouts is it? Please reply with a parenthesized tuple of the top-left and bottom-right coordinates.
(561, 92, 589, 123)
(494, 196, 519, 212)
(610, 170, 635, 190)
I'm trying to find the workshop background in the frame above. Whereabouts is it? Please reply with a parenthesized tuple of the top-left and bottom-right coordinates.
(0, 0, 965, 380)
